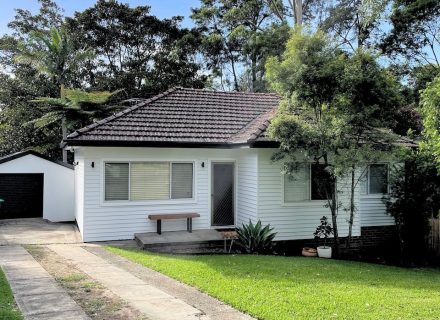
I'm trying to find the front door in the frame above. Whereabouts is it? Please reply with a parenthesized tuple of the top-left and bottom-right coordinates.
(211, 163, 234, 226)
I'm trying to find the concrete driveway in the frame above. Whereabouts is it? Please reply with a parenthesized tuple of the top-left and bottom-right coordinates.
(0, 218, 82, 245)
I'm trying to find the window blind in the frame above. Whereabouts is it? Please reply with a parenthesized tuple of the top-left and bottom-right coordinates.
(284, 163, 310, 202)
(105, 163, 129, 201)
(130, 162, 170, 200)
(171, 163, 193, 199)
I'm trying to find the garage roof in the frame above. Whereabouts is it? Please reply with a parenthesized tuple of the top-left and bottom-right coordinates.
(0, 150, 74, 169)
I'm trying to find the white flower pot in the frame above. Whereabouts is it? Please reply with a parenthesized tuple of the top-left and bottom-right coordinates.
(317, 246, 332, 259)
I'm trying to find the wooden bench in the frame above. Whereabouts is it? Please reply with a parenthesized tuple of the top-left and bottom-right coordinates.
(148, 213, 200, 235)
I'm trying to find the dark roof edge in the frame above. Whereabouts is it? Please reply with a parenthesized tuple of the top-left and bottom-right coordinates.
(0, 150, 74, 169)
(64, 139, 280, 149)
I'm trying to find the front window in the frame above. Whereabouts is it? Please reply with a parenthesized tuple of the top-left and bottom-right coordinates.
(310, 164, 334, 200)
(104, 161, 194, 201)
(368, 164, 388, 194)
(104, 163, 129, 201)
(284, 163, 334, 202)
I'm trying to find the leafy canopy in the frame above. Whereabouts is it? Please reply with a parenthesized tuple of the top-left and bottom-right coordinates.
(420, 75, 440, 169)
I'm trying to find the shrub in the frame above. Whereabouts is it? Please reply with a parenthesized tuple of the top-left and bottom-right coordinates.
(236, 220, 276, 254)
(385, 151, 440, 265)
(313, 216, 333, 248)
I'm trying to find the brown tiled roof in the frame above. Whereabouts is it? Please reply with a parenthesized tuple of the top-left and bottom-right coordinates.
(65, 87, 280, 147)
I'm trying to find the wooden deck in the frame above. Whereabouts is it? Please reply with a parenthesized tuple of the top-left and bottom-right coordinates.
(134, 229, 225, 253)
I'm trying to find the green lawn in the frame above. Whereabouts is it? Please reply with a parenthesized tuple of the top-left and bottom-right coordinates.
(107, 247, 440, 320)
(0, 268, 22, 320)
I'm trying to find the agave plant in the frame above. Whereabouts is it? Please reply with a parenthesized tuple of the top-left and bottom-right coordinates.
(236, 220, 277, 254)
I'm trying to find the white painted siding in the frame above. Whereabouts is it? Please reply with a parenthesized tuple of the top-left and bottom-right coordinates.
(74, 150, 85, 237)
(0, 154, 74, 222)
(236, 151, 258, 226)
(359, 196, 394, 226)
(256, 149, 361, 241)
(76, 147, 258, 242)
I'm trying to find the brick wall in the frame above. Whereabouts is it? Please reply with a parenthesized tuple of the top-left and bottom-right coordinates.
(360, 226, 397, 248)
(274, 225, 398, 256)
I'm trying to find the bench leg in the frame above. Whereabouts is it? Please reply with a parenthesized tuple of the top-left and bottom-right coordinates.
(187, 218, 193, 233)
(157, 220, 162, 235)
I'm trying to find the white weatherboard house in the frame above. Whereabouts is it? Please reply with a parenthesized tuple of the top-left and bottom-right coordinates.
(64, 87, 396, 242)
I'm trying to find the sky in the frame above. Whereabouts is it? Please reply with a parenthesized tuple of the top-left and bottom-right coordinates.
(0, 0, 200, 35)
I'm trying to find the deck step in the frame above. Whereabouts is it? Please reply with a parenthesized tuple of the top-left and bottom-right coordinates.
(134, 229, 231, 254)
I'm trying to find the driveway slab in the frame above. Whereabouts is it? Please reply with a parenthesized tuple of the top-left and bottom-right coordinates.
(49, 244, 206, 320)
(87, 245, 254, 320)
(0, 246, 89, 320)
(0, 218, 82, 245)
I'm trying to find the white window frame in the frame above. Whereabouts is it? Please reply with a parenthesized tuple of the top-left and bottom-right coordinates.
(102, 160, 196, 205)
(364, 163, 389, 196)
(282, 163, 329, 206)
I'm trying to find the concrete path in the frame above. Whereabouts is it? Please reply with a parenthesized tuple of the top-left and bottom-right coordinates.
(87, 245, 254, 320)
(49, 244, 206, 320)
(0, 246, 89, 320)
(0, 219, 82, 245)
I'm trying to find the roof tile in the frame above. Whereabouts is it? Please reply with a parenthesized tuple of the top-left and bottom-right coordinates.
(66, 87, 280, 145)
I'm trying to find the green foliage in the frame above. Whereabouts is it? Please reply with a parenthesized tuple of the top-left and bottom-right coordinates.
(30, 88, 120, 132)
(191, 0, 289, 91)
(15, 24, 94, 88)
(381, 0, 440, 65)
(108, 246, 440, 320)
(420, 75, 440, 169)
(236, 220, 277, 254)
(266, 29, 405, 249)
(66, 0, 207, 97)
(321, 0, 389, 50)
(385, 151, 440, 264)
(313, 216, 333, 246)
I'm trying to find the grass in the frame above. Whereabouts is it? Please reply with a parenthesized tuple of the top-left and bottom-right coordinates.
(107, 247, 440, 320)
(0, 268, 23, 320)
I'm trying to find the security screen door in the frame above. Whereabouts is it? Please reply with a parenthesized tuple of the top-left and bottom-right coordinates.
(211, 163, 234, 226)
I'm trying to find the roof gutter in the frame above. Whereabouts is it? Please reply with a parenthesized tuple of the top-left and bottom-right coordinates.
(63, 139, 257, 149)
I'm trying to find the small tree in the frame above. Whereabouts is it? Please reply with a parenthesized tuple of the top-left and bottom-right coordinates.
(313, 216, 333, 248)
(266, 29, 404, 253)
(266, 29, 349, 256)
(332, 50, 403, 247)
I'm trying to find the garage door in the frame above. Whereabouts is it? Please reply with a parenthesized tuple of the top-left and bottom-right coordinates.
(0, 174, 44, 219)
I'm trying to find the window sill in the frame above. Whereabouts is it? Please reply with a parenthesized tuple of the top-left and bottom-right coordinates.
(281, 200, 329, 207)
(360, 194, 388, 199)
(100, 198, 197, 207)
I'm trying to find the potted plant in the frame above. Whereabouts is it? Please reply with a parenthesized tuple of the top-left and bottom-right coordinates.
(313, 216, 333, 258)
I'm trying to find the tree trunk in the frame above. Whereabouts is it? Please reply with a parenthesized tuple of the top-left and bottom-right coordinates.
(251, 51, 257, 92)
(295, 0, 302, 26)
(347, 165, 356, 248)
(60, 84, 68, 163)
(323, 154, 339, 257)
(61, 115, 67, 163)
(331, 179, 340, 257)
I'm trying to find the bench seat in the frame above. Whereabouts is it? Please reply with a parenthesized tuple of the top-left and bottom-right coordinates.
(148, 213, 200, 234)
